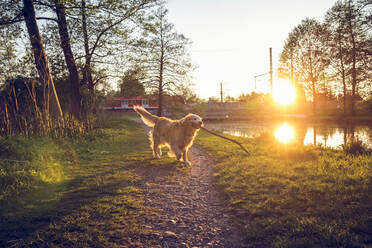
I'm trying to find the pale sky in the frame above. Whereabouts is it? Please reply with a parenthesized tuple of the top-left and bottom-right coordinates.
(167, 0, 337, 99)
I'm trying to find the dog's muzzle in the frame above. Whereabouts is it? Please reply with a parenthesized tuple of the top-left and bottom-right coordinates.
(193, 121, 203, 129)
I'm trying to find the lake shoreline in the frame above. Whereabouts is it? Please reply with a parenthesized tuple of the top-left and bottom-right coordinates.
(203, 114, 372, 125)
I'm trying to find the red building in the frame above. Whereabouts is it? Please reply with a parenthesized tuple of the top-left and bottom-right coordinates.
(104, 96, 158, 110)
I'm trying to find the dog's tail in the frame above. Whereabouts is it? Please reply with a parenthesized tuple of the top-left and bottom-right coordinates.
(133, 105, 158, 127)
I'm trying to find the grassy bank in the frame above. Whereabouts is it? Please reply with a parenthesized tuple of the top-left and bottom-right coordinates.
(0, 115, 181, 247)
(196, 130, 372, 247)
(2, 114, 371, 247)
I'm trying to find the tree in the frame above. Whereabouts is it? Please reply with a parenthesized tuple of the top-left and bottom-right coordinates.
(0, 0, 64, 118)
(54, 0, 82, 119)
(118, 68, 145, 97)
(279, 18, 330, 114)
(344, 0, 371, 115)
(325, 0, 371, 115)
(22, 0, 62, 117)
(79, 0, 159, 113)
(325, 1, 350, 115)
(0, 28, 19, 83)
(132, 7, 193, 116)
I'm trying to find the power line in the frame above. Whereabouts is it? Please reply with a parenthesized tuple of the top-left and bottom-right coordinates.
(253, 47, 273, 94)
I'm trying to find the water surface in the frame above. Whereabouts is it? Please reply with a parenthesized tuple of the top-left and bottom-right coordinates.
(205, 121, 372, 149)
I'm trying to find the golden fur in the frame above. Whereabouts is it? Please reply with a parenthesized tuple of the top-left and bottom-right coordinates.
(134, 106, 203, 165)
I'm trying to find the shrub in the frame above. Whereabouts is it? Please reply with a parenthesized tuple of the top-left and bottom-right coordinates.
(342, 139, 370, 155)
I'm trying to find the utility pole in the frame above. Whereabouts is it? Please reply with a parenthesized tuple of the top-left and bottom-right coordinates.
(220, 82, 223, 103)
(253, 47, 274, 94)
(269, 47, 273, 95)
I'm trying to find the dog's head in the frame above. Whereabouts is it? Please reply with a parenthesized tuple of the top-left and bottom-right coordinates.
(180, 114, 203, 129)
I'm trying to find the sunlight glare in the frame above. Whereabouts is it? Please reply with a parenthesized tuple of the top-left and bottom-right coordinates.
(275, 122, 295, 143)
(272, 78, 296, 105)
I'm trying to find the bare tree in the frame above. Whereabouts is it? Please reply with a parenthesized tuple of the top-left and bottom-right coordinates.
(325, 2, 349, 115)
(131, 7, 193, 116)
(279, 18, 329, 114)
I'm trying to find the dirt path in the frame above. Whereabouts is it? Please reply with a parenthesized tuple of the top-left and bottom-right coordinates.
(131, 119, 245, 247)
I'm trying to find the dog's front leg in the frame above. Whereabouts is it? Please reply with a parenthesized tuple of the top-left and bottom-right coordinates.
(153, 144, 161, 159)
(182, 149, 191, 166)
(170, 145, 182, 161)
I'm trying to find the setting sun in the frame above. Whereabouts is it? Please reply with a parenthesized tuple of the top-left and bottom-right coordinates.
(272, 79, 296, 105)
(275, 122, 295, 143)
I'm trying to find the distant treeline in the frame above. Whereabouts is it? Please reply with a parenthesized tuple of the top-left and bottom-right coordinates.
(278, 0, 371, 115)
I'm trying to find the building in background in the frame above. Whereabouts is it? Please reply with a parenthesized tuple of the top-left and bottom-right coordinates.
(104, 96, 158, 110)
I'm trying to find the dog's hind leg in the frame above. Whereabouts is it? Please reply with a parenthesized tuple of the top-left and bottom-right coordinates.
(150, 131, 161, 159)
(154, 144, 161, 159)
(152, 133, 161, 158)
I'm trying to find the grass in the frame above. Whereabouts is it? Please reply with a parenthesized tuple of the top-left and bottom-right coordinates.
(2, 113, 371, 247)
(0, 114, 184, 247)
(195, 130, 372, 247)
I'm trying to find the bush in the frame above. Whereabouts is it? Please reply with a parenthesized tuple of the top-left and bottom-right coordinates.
(342, 139, 370, 155)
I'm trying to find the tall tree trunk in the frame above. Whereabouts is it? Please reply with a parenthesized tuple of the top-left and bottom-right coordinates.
(157, 34, 164, 117)
(308, 48, 316, 115)
(337, 29, 347, 115)
(22, 0, 62, 118)
(312, 80, 316, 115)
(157, 60, 164, 117)
(55, 1, 81, 119)
(347, 0, 357, 116)
(81, 0, 96, 114)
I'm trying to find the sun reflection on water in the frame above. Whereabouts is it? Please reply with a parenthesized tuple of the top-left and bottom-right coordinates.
(205, 122, 372, 149)
(275, 122, 295, 144)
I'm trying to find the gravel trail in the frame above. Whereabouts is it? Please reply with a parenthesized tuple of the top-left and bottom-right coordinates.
(131, 119, 245, 247)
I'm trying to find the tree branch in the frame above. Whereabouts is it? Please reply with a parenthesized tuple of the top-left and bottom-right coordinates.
(89, 2, 148, 57)
(200, 127, 250, 156)
(0, 15, 58, 26)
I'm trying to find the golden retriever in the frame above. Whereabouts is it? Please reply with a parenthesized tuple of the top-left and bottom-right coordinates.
(134, 106, 203, 165)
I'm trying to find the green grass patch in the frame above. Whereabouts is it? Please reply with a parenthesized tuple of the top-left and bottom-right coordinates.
(195, 130, 372, 247)
(0, 114, 181, 247)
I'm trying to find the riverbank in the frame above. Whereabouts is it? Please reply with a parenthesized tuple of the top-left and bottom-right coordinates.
(195, 129, 372, 247)
(204, 112, 372, 124)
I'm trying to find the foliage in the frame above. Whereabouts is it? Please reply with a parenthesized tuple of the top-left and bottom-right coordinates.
(118, 67, 146, 96)
(0, 0, 161, 122)
(279, 0, 372, 116)
(0, 77, 93, 137)
(196, 130, 372, 247)
(279, 18, 330, 114)
(342, 139, 371, 155)
(324, 0, 371, 116)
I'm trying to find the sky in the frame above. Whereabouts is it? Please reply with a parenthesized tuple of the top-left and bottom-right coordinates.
(167, 0, 338, 99)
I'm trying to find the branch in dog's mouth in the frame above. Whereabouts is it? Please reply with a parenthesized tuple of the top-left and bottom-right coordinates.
(200, 127, 250, 156)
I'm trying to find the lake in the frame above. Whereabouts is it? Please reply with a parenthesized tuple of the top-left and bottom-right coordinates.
(204, 121, 372, 149)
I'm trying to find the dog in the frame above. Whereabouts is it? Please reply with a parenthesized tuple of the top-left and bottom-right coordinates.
(134, 106, 203, 165)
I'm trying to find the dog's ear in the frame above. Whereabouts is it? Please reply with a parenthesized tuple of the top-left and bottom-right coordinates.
(180, 114, 191, 125)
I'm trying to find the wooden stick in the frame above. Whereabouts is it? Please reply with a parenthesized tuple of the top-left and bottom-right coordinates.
(200, 126, 250, 156)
